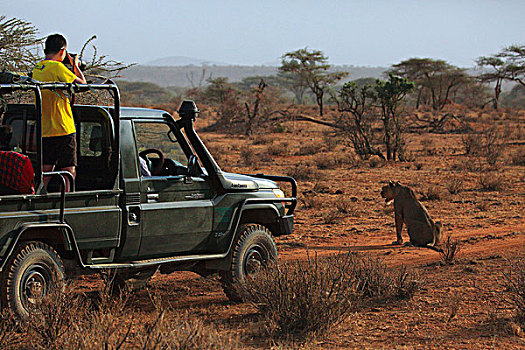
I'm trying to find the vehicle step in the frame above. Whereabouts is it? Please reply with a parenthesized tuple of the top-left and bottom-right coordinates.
(88, 253, 225, 269)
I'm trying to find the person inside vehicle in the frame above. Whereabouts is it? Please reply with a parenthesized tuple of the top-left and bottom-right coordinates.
(139, 156, 151, 176)
(0, 125, 35, 195)
(32, 33, 86, 192)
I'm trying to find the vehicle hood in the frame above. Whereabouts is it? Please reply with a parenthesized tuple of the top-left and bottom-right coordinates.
(220, 172, 278, 191)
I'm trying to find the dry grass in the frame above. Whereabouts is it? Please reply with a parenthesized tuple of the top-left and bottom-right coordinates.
(477, 173, 504, 191)
(1, 286, 239, 350)
(239, 145, 260, 167)
(446, 178, 464, 195)
(295, 142, 324, 156)
(319, 208, 345, 224)
(314, 152, 358, 170)
(266, 142, 292, 157)
(511, 148, 525, 166)
(504, 259, 525, 325)
(240, 253, 419, 341)
(439, 234, 462, 265)
(420, 185, 442, 201)
(286, 162, 318, 181)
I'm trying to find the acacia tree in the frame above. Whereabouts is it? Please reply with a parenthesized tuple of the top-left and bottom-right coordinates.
(0, 16, 40, 72)
(476, 44, 525, 109)
(475, 56, 507, 109)
(280, 48, 348, 116)
(389, 58, 467, 110)
(501, 44, 525, 87)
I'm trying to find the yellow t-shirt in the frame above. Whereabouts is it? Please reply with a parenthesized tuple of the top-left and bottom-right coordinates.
(32, 60, 77, 137)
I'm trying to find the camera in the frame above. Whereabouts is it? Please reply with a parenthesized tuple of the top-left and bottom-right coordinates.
(62, 53, 87, 72)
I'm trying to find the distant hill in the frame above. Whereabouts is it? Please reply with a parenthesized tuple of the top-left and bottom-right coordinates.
(118, 64, 387, 88)
(144, 56, 228, 66)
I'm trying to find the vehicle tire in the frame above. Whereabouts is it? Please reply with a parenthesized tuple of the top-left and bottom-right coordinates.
(220, 224, 277, 302)
(0, 241, 65, 318)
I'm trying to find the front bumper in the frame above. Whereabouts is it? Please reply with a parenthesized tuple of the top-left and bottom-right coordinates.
(278, 215, 294, 235)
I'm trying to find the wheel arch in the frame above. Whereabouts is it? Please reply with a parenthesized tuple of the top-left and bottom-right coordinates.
(0, 223, 80, 273)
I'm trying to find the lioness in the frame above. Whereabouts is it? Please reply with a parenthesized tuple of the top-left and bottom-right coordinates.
(380, 181, 442, 250)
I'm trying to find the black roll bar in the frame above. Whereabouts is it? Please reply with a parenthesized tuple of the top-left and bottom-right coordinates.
(42, 171, 74, 223)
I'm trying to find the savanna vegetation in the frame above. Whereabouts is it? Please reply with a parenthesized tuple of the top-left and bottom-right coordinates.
(1, 16, 525, 348)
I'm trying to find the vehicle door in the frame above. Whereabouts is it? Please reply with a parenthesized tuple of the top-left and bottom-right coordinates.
(134, 121, 215, 257)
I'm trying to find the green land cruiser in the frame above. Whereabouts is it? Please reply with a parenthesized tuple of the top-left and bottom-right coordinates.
(0, 81, 297, 317)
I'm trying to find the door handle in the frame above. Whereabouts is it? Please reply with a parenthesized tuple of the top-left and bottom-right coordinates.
(147, 193, 159, 202)
(185, 193, 205, 200)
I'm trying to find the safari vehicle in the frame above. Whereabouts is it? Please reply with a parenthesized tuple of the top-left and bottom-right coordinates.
(0, 81, 297, 317)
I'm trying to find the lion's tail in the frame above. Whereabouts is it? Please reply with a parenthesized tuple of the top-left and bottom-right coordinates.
(433, 221, 443, 247)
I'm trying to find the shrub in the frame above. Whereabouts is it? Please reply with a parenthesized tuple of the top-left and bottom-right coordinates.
(504, 260, 525, 325)
(461, 133, 482, 155)
(420, 185, 442, 201)
(295, 142, 324, 156)
(266, 142, 291, 156)
(252, 135, 273, 145)
(439, 234, 461, 265)
(0, 311, 22, 350)
(300, 193, 324, 210)
(315, 152, 358, 170)
(240, 254, 360, 339)
(511, 148, 525, 166)
(477, 173, 503, 191)
(446, 178, 464, 194)
(335, 197, 361, 217)
(240, 253, 419, 340)
(286, 162, 317, 181)
(368, 156, 385, 168)
(319, 208, 345, 224)
(421, 138, 437, 155)
(239, 145, 259, 167)
(5, 286, 239, 349)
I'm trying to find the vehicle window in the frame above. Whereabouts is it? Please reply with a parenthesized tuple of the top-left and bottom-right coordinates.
(9, 119, 36, 154)
(134, 122, 187, 166)
(79, 121, 103, 157)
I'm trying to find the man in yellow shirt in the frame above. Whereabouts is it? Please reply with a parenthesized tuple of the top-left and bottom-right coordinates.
(32, 34, 86, 192)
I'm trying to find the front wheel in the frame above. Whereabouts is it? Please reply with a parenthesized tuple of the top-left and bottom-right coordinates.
(0, 242, 65, 318)
(220, 224, 277, 301)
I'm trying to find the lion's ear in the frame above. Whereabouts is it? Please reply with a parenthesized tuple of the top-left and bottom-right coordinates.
(395, 181, 401, 186)
(389, 181, 395, 187)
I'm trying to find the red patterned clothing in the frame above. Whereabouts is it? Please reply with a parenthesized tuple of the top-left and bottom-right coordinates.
(0, 151, 35, 194)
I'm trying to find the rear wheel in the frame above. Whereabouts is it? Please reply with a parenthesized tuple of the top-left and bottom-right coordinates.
(220, 224, 277, 301)
(0, 242, 65, 318)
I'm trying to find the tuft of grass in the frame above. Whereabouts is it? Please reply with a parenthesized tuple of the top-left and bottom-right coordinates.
(439, 234, 461, 265)
(420, 185, 442, 201)
(477, 173, 503, 192)
(239, 145, 259, 167)
(446, 178, 464, 195)
(504, 259, 525, 325)
(319, 208, 345, 224)
(286, 162, 317, 181)
(295, 142, 324, 156)
(266, 142, 291, 157)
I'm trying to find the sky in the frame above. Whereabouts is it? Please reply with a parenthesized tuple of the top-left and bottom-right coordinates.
(2, 0, 525, 68)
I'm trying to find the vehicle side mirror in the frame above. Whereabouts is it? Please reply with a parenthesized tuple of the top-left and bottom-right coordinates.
(187, 155, 200, 177)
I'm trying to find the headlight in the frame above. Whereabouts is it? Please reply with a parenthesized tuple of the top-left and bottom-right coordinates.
(272, 189, 285, 198)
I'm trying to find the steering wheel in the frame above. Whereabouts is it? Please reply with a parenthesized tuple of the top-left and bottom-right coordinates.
(139, 149, 164, 175)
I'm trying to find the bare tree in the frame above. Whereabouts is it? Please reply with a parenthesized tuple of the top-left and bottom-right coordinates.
(333, 79, 383, 159)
